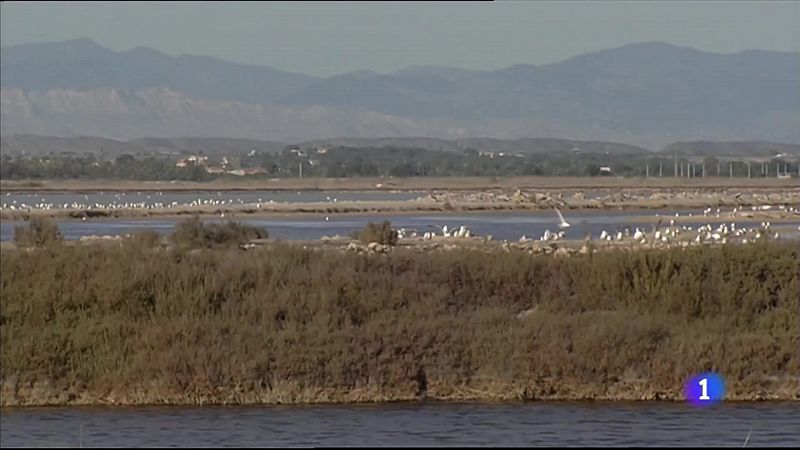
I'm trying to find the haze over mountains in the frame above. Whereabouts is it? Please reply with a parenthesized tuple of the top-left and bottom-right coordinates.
(2, 38, 799, 148)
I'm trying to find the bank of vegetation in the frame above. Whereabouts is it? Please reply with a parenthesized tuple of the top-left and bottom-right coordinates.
(3, 146, 796, 181)
(1, 236, 797, 406)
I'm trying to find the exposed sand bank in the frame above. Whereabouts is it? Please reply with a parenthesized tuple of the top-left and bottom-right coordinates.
(2, 186, 797, 222)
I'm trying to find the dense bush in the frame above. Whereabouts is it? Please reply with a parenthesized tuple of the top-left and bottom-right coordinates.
(12, 217, 63, 247)
(357, 220, 398, 246)
(1, 242, 797, 405)
(171, 217, 268, 248)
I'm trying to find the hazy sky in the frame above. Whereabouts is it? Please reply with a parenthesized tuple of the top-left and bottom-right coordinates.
(2, 1, 799, 76)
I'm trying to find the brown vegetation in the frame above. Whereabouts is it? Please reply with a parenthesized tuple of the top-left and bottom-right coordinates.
(12, 217, 63, 248)
(356, 221, 398, 246)
(1, 241, 798, 406)
(171, 217, 268, 248)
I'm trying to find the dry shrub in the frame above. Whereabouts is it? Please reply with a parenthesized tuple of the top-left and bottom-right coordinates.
(357, 220, 398, 245)
(13, 217, 62, 247)
(1, 241, 797, 405)
(171, 217, 268, 248)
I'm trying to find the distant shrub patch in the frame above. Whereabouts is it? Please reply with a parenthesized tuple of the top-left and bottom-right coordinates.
(357, 220, 398, 246)
(171, 217, 268, 248)
(13, 217, 62, 247)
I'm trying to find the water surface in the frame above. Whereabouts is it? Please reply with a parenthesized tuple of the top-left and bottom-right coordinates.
(2, 402, 798, 447)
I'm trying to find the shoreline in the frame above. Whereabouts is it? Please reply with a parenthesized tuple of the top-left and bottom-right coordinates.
(2, 199, 798, 222)
(3, 206, 797, 223)
(3, 179, 797, 222)
(2, 176, 798, 193)
(3, 386, 798, 408)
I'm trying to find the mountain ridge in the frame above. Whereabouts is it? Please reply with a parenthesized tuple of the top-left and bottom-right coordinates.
(2, 39, 798, 147)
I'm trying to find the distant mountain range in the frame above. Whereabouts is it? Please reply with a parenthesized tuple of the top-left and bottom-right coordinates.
(3, 134, 799, 159)
(2, 38, 799, 147)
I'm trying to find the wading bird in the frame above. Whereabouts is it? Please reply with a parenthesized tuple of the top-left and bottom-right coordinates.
(555, 208, 571, 228)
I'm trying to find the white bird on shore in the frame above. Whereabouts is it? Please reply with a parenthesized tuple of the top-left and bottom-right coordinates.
(555, 208, 571, 228)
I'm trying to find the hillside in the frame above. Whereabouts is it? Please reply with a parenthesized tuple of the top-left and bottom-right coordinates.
(2, 39, 799, 147)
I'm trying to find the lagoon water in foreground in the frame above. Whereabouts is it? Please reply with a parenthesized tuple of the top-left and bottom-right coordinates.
(3, 209, 799, 242)
(2, 402, 799, 447)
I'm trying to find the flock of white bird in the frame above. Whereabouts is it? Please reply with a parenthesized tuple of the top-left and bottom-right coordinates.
(401, 224, 474, 241)
(391, 206, 793, 246)
(0, 192, 303, 212)
(2, 192, 797, 245)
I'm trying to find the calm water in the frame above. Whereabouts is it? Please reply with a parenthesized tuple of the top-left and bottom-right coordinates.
(3, 209, 800, 242)
(2, 402, 799, 447)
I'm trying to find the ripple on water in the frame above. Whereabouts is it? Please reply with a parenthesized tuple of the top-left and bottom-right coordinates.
(2, 403, 799, 447)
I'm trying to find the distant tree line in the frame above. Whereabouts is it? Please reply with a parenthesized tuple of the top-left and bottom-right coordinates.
(1, 147, 796, 180)
(1, 153, 212, 181)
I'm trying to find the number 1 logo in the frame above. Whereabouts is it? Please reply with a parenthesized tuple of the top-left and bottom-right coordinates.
(686, 372, 724, 406)
(698, 378, 710, 400)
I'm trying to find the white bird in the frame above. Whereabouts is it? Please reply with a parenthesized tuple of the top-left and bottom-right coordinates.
(555, 208, 571, 228)
(599, 230, 608, 240)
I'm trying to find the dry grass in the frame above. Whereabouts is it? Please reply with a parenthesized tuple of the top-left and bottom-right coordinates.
(1, 241, 798, 406)
(12, 217, 63, 248)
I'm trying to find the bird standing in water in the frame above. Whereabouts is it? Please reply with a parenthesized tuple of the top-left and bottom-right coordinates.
(555, 208, 571, 228)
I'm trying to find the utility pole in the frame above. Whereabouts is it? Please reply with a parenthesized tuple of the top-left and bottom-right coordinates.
(674, 154, 678, 178)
